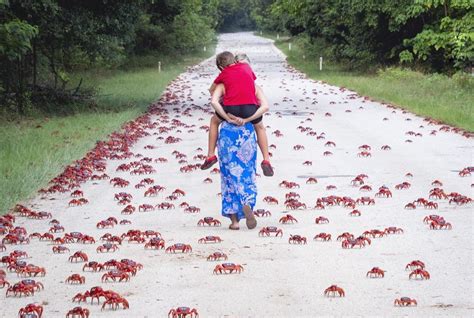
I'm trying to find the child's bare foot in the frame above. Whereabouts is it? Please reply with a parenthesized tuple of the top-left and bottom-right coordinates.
(261, 160, 274, 176)
(243, 205, 257, 229)
(201, 155, 218, 170)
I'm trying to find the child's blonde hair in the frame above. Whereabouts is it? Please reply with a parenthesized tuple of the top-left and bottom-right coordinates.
(235, 52, 250, 64)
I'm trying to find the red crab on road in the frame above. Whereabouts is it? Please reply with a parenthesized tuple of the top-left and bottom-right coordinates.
(207, 252, 228, 261)
(367, 267, 385, 278)
(306, 177, 318, 184)
(69, 251, 88, 263)
(165, 243, 192, 253)
(259, 226, 283, 237)
(144, 238, 165, 250)
(254, 209, 271, 217)
(168, 307, 198, 318)
(315, 216, 329, 224)
(384, 227, 403, 234)
(324, 285, 345, 297)
(101, 270, 130, 283)
(198, 236, 222, 244)
(263, 196, 279, 205)
(66, 274, 85, 285)
(394, 297, 417, 307)
(66, 307, 90, 318)
(213, 263, 244, 274)
(409, 269, 430, 280)
(18, 303, 43, 318)
(313, 233, 331, 241)
(279, 214, 298, 224)
(288, 235, 307, 244)
(405, 260, 425, 270)
(197, 217, 221, 227)
(97, 243, 119, 253)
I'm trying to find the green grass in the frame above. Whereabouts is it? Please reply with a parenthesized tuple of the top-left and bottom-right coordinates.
(261, 32, 474, 131)
(0, 48, 214, 214)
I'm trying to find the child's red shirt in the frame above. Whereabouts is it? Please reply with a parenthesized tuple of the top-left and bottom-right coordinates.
(213, 63, 258, 106)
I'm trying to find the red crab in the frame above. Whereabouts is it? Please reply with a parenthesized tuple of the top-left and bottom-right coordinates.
(279, 214, 298, 224)
(315, 216, 329, 224)
(66, 307, 90, 318)
(69, 251, 88, 263)
(288, 234, 307, 244)
(18, 303, 43, 318)
(254, 209, 271, 217)
(184, 206, 200, 213)
(395, 182, 411, 190)
(349, 210, 361, 217)
(258, 226, 283, 237)
(366, 267, 385, 278)
(342, 237, 368, 249)
(375, 188, 392, 198)
(197, 217, 221, 227)
(325, 141, 336, 147)
(279, 180, 300, 189)
(52, 245, 70, 254)
(144, 238, 165, 249)
(384, 227, 404, 234)
(302, 160, 312, 166)
(207, 252, 228, 261)
(337, 232, 354, 241)
(286, 201, 307, 210)
(404, 203, 416, 209)
(263, 196, 279, 205)
(356, 197, 375, 205)
(357, 151, 371, 157)
(101, 270, 130, 283)
(165, 243, 192, 253)
(394, 297, 417, 307)
(306, 177, 318, 184)
(66, 274, 86, 285)
(381, 145, 391, 150)
(83, 261, 104, 272)
(293, 144, 305, 150)
(101, 295, 129, 310)
(138, 204, 155, 212)
(198, 236, 222, 244)
(429, 219, 452, 230)
(405, 260, 425, 270)
(97, 243, 119, 253)
(409, 269, 430, 280)
(213, 263, 244, 274)
(168, 307, 199, 318)
(324, 285, 345, 297)
(323, 151, 333, 156)
(313, 233, 331, 241)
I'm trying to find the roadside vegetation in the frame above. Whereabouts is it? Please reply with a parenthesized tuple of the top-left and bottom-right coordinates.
(267, 33, 474, 131)
(0, 50, 213, 213)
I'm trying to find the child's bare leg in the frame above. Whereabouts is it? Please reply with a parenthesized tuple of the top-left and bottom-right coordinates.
(253, 121, 270, 162)
(201, 115, 222, 170)
(207, 115, 222, 157)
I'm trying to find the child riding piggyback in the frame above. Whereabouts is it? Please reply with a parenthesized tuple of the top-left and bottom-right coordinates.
(201, 51, 274, 177)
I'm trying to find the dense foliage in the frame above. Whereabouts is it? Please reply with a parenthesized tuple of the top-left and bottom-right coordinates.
(0, 0, 226, 116)
(252, 0, 473, 72)
(1, 0, 471, 117)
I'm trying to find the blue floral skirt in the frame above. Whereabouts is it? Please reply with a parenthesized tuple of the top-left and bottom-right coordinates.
(217, 122, 257, 220)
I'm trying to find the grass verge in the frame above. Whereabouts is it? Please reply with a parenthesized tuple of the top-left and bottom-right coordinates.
(0, 48, 214, 214)
(261, 32, 474, 131)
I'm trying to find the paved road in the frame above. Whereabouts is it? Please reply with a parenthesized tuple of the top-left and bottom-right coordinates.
(2, 32, 472, 317)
